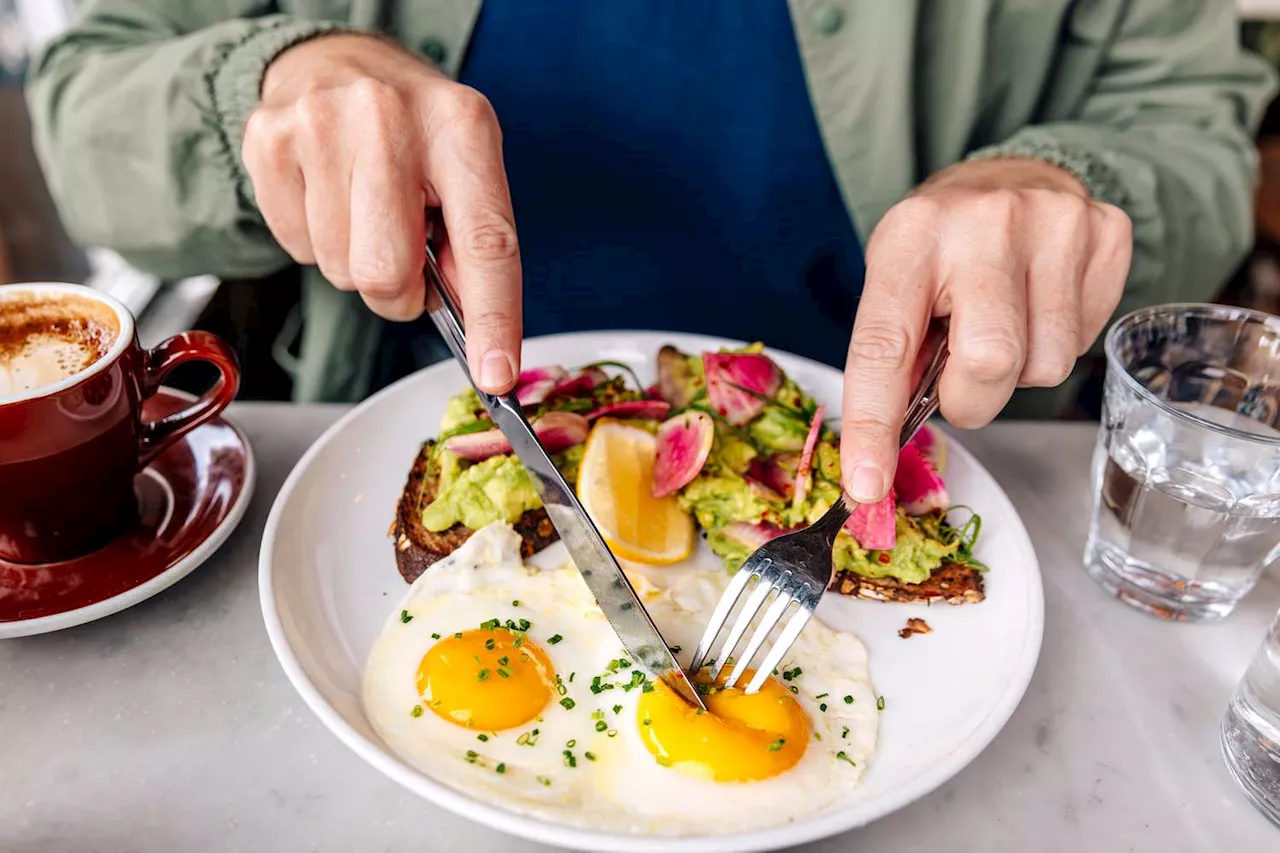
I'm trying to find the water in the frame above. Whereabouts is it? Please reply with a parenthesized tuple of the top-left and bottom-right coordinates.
(1085, 403, 1280, 620)
(1222, 612, 1280, 827)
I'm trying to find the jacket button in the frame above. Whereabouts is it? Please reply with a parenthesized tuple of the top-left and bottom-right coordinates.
(814, 5, 844, 35)
(420, 39, 448, 64)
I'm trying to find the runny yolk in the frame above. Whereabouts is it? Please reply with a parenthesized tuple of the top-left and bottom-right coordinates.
(636, 668, 810, 782)
(416, 629, 556, 731)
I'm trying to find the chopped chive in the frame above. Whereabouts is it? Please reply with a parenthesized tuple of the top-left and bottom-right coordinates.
(480, 618, 499, 630)
(410, 705, 424, 718)
(516, 730, 539, 746)
(819, 703, 828, 712)
(497, 656, 509, 666)
(477, 733, 489, 742)
(517, 619, 531, 631)
(537, 776, 551, 787)
(767, 737, 785, 752)
(589, 676, 604, 695)
(513, 636, 524, 649)
(473, 655, 482, 665)
(788, 685, 798, 694)
(547, 634, 563, 645)
(495, 763, 506, 774)
(555, 676, 567, 696)
(843, 695, 854, 705)
(498, 667, 512, 678)
(836, 751, 857, 767)
(569, 672, 576, 683)
(695, 708, 705, 716)
(814, 732, 823, 741)
(612, 704, 622, 715)
(477, 669, 490, 682)
(585, 751, 597, 762)
(669, 645, 682, 654)
(591, 710, 605, 721)
(563, 750, 577, 768)
(454, 632, 463, 639)
(607, 729, 618, 738)
(560, 697, 576, 710)
(430, 632, 441, 640)
(815, 693, 829, 699)
(618, 659, 632, 669)
(841, 726, 849, 739)
(511, 599, 521, 607)
(484, 638, 495, 651)
(642, 716, 651, 726)
(566, 739, 577, 748)
(399, 610, 413, 623)
(782, 666, 802, 681)
(595, 720, 608, 732)
(655, 756, 671, 767)
(877, 695, 885, 710)
(641, 682, 654, 694)
(464, 750, 478, 763)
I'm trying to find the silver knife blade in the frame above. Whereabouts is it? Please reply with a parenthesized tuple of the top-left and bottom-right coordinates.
(422, 246, 707, 712)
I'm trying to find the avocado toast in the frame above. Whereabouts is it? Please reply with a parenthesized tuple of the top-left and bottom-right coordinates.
(651, 344, 986, 604)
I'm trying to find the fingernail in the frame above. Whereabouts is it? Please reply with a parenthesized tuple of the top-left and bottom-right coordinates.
(847, 463, 886, 502)
(479, 350, 514, 391)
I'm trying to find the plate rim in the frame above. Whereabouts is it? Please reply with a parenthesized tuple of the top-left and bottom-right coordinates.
(259, 330, 1044, 852)
(0, 389, 257, 639)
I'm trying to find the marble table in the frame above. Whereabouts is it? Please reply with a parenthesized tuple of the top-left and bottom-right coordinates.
(3, 407, 1278, 853)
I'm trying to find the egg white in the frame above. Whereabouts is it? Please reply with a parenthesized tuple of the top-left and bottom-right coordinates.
(363, 523, 879, 835)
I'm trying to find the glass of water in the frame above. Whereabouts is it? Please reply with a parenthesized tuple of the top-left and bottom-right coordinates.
(1223, 606, 1280, 826)
(1084, 303, 1280, 621)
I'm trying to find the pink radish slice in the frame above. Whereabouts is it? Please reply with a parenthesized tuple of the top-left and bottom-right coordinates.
(586, 400, 671, 422)
(656, 345, 696, 408)
(652, 411, 715, 497)
(443, 411, 590, 462)
(702, 351, 782, 426)
(515, 366, 568, 406)
(746, 452, 798, 500)
(791, 405, 825, 509)
(844, 491, 897, 551)
(548, 366, 609, 399)
(894, 445, 950, 515)
(718, 521, 792, 552)
(905, 423, 946, 474)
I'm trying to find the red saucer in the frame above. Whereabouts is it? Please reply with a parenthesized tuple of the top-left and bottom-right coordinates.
(0, 389, 254, 636)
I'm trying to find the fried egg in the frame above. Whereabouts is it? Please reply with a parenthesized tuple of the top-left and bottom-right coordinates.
(363, 523, 879, 835)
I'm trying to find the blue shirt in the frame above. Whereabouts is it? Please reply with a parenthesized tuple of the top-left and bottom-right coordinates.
(458, 0, 865, 368)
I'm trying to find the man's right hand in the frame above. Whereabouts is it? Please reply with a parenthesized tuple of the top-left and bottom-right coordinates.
(243, 33, 522, 394)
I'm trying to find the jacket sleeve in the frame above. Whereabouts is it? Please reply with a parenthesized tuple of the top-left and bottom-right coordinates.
(968, 1, 1278, 316)
(25, 1, 350, 281)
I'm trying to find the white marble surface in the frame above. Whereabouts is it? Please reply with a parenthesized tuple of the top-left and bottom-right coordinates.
(2, 408, 1278, 853)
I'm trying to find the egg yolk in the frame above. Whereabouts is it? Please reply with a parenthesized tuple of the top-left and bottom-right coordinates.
(636, 668, 810, 782)
(416, 629, 556, 730)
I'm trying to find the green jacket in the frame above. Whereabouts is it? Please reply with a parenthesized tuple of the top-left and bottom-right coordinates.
(25, 0, 1277, 407)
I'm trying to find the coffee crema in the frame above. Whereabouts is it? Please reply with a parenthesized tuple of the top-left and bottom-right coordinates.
(0, 291, 120, 397)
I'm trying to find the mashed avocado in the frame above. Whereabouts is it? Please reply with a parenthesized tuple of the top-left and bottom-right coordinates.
(441, 388, 484, 433)
(832, 510, 957, 585)
(422, 454, 541, 532)
(746, 378, 812, 453)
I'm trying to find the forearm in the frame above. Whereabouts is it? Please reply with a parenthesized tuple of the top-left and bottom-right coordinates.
(25, 4, 347, 280)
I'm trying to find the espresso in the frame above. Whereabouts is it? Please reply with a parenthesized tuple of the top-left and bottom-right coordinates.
(0, 291, 120, 397)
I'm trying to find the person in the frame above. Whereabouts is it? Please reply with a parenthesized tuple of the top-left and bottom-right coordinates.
(24, 1, 1275, 502)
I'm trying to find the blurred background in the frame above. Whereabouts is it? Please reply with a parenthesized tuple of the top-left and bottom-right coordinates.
(5, 0, 1280, 413)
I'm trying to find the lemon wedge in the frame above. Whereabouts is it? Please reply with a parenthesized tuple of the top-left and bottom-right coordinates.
(577, 419, 695, 565)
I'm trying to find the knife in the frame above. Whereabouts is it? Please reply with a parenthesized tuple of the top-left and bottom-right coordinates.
(422, 246, 707, 712)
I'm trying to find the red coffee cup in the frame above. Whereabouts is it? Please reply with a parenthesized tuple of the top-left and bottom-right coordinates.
(0, 282, 240, 564)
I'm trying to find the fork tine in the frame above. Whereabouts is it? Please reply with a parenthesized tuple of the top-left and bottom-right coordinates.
(745, 602, 814, 694)
(721, 579, 796, 691)
(688, 564, 755, 673)
(709, 562, 781, 681)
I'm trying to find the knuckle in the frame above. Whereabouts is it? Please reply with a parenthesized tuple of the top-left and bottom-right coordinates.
(243, 109, 293, 174)
(444, 85, 499, 127)
(1021, 351, 1076, 387)
(349, 258, 411, 297)
(971, 189, 1022, 225)
(847, 322, 914, 371)
(940, 398, 994, 430)
(953, 332, 1023, 384)
(294, 89, 338, 137)
(458, 210, 520, 263)
(883, 195, 943, 232)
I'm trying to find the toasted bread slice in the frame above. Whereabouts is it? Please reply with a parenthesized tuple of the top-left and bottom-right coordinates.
(392, 440, 559, 584)
(831, 562, 985, 605)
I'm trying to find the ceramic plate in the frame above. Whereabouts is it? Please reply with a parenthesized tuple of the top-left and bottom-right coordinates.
(260, 332, 1043, 852)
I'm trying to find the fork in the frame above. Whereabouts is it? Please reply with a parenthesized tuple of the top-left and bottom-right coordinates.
(687, 326, 950, 695)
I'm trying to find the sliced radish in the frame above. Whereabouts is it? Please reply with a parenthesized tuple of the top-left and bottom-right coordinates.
(844, 491, 897, 551)
(586, 400, 671, 422)
(656, 345, 696, 408)
(791, 405, 825, 509)
(905, 422, 947, 474)
(443, 411, 590, 462)
(548, 366, 608, 400)
(515, 366, 569, 407)
(745, 452, 798, 501)
(718, 521, 792, 552)
(652, 411, 715, 497)
(703, 351, 782, 426)
(894, 445, 950, 515)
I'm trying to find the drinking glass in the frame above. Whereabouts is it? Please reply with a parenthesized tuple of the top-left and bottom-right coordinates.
(1084, 303, 1280, 621)
(1222, 605, 1280, 826)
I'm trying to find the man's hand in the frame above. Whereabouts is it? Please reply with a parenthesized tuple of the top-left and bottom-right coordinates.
(242, 33, 521, 393)
(840, 157, 1132, 502)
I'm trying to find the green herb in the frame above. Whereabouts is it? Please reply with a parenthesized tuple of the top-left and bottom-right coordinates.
(484, 638, 496, 651)
(623, 670, 646, 691)
(584, 359, 645, 391)
(511, 600, 521, 607)
(555, 676, 567, 696)
(477, 669, 490, 682)
(464, 750, 478, 764)
(669, 645, 682, 654)
(585, 751, 597, 762)
(782, 666, 802, 681)
(537, 776, 552, 787)
(516, 618, 531, 632)
(841, 726, 849, 739)
(612, 704, 622, 714)
(513, 636, 524, 649)
(642, 716, 651, 726)
(563, 750, 577, 768)
(477, 733, 489, 742)
(843, 695, 853, 705)
(495, 763, 506, 774)
(815, 693, 829, 699)
(516, 729, 539, 746)
(617, 658, 632, 669)
(836, 751, 856, 767)
(641, 682, 655, 694)
(607, 729, 618, 738)
(819, 703, 828, 712)
(480, 618, 500, 631)
(410, 705, 424, 718)
(595, 720, 608, 732)
(788, 685, 798, 694)
(497, 667, 512, 678)
(548, 634, 563, 645)
(589, 677, 605, 695)
(497, 656, 509, 666)
(560, 697, 576, 710)
(454, 632, 463, 639)
(767, 737, 785, 752)
(877, 695, 885, 711)
(430, 632, 441, 640)
(656, 756, 671, 767)
(399, 610, 413, 623)
(569, 672, 576, 683)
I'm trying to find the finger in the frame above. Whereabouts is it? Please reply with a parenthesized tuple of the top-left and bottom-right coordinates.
(348, 99, 427, 321)
(294, 94, 355, 291)
(427, 88, 522, 394)
(242, 107, 314, 264)
(1079, 203, 1133, 348)
(1020, 194, 1090, 387)
(841, 199, 937, 502)
(939, 217, 1028, 428)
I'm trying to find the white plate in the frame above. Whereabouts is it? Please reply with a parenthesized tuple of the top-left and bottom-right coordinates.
(260, 332, 1043, 852)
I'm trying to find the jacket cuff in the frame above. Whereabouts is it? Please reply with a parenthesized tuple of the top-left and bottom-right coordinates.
(965, 132, 1133, 211)
(209, 18, 353, 205)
